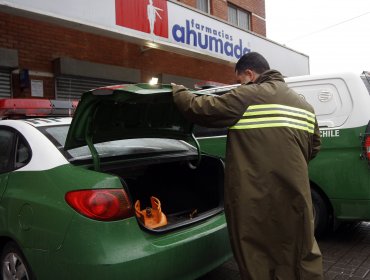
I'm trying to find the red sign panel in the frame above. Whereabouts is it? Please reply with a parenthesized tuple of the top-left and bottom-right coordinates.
(115, 0, 168, 38)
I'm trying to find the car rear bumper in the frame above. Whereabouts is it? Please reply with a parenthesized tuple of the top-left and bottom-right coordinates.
(25, 213, 232, 280)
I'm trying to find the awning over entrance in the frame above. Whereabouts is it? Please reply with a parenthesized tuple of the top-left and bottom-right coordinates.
(0, 0, 310, 77)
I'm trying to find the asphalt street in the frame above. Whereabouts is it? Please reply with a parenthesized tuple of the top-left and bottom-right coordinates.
(198, 222, 370, 280)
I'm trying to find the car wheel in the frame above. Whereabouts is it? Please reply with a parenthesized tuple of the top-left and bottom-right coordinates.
(311, 188, 329, 238)
(1, 242, 33, 280)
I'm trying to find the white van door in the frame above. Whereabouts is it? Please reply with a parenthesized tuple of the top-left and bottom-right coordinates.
(287, 78, 352, 128)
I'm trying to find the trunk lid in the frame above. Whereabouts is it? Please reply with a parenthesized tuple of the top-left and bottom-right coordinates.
(65, 84, 193, 151)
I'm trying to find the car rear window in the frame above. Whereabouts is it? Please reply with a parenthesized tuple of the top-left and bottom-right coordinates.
(39, 125, 194, 161)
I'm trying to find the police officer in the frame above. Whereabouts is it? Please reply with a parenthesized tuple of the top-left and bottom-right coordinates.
(172, 52, 323, 279)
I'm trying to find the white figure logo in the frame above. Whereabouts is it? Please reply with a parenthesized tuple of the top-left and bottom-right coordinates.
(147, 0, 163, 35)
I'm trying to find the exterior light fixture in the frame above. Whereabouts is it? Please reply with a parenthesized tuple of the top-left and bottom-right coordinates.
(146, 42, 158, 48)
(149, 77, 158, 85)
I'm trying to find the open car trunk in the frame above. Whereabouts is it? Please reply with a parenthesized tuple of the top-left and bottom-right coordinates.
(103, 154, 224, 233)
(65, 84, 226, 232)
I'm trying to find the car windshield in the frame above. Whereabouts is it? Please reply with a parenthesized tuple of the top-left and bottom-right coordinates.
(39, 125, 193, 161)
(361, 76, 370, 95)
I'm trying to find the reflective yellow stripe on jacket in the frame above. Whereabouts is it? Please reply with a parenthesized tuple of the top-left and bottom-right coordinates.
(230, 104, 316, 133)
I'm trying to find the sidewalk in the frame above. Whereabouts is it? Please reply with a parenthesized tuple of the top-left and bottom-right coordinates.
(199, 222, 370, 280)
(322, 222, 370, 279)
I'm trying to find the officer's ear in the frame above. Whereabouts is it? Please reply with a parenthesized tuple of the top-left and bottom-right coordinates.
(246, 69, 260, 83)
(236, 69, 251, 84)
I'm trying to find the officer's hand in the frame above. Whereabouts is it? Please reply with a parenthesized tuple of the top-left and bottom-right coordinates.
(171, 83, 183, 89)
(171, 83, 186, 94)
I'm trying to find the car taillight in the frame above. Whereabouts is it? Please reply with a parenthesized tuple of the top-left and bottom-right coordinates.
(65, 189, 133, 221)
(365, 136, 370, 160)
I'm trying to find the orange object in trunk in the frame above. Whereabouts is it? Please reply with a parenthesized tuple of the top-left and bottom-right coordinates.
(135, 196, 168, 229)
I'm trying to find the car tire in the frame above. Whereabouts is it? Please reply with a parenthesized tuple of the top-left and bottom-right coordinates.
(311, 188, 329, 238)
(1, 241, 33, 280)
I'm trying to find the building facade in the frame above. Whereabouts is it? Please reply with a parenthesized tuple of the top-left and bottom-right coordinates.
(0, 0, 308, 99)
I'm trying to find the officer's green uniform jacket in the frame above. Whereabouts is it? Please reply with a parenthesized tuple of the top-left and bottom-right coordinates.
(172, 70, 323, 280)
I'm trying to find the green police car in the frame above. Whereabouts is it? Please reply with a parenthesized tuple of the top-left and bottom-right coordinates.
(0, 84, 231, 280)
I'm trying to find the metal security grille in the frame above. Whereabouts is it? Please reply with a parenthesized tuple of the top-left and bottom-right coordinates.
(0, 69, 11, 98)
(56, 76, 126, 100)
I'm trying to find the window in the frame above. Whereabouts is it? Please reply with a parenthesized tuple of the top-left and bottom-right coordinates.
(197, 0, 209, 13)
(0, 128, 31, 172)
(39, 125, 194, 162)
(15, 136, 31, 168)
(228, 4, 250, 30)
(0, 129, 14, 173)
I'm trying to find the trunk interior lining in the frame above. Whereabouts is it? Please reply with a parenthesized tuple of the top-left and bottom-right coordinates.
(106, 155, 224, 232)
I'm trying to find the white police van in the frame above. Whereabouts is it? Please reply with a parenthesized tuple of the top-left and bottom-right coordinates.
(285, 71, 370, 235)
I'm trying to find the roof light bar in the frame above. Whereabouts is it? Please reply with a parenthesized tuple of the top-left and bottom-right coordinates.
(195, 84, 239, 95)
(0, 98, 78, 119)
(194, 81, 228, 90)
